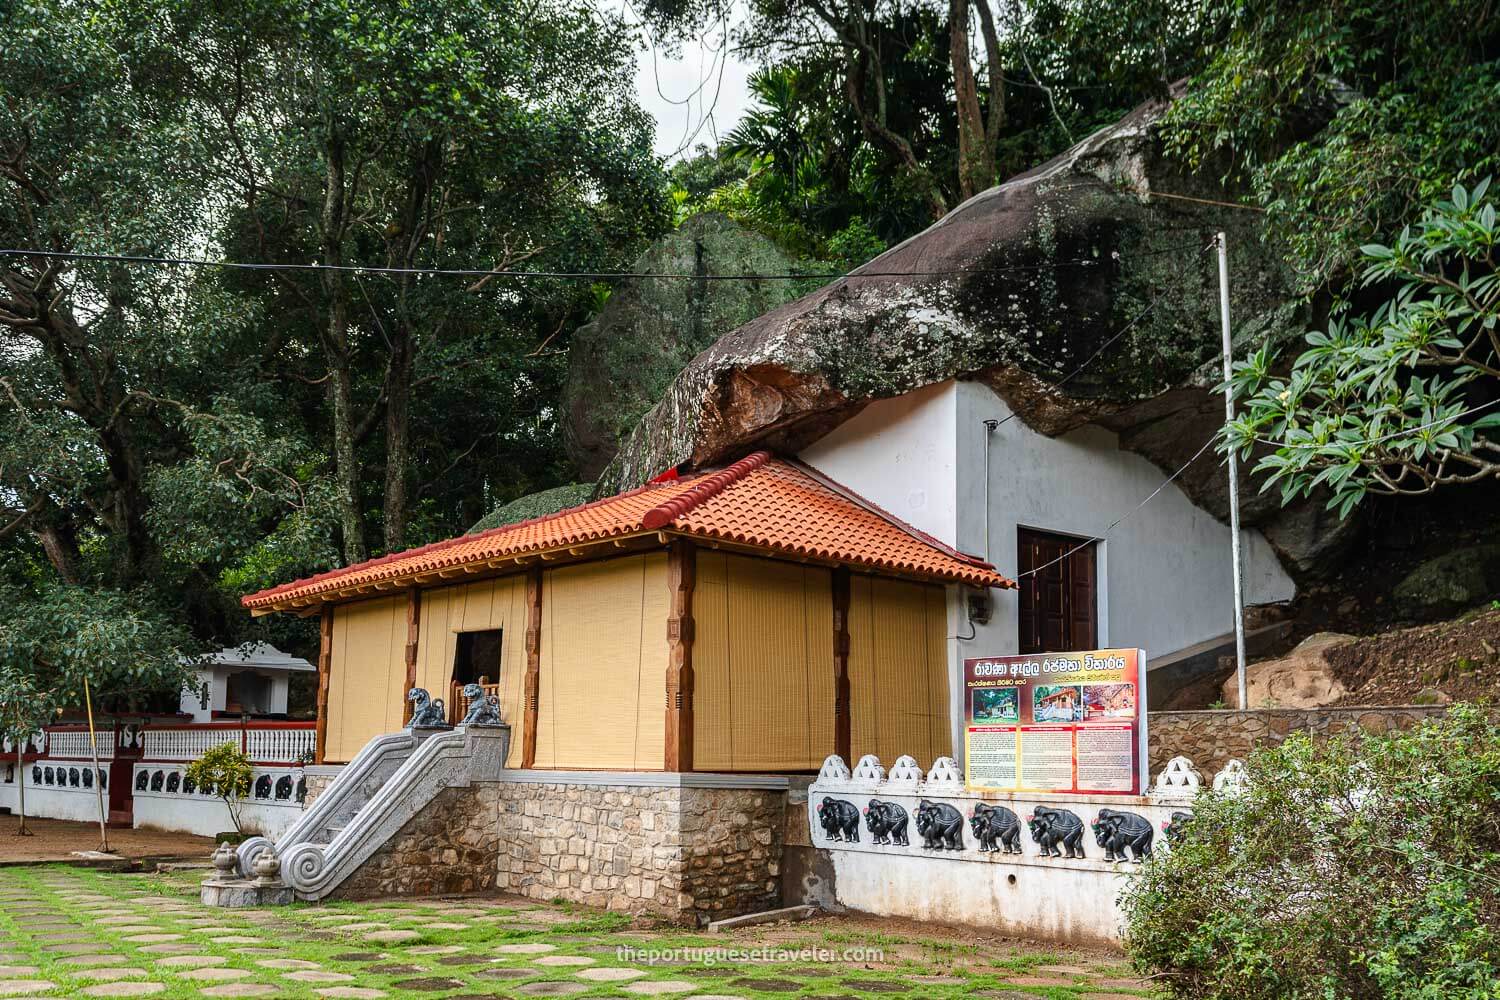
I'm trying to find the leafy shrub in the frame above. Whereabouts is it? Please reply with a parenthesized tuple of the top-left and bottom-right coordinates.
(1123, 705, 1500, 999)
(184, 741, 254, 835)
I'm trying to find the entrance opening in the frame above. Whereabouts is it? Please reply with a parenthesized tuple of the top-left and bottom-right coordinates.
(452, 629, 503, 687)
(1017, 528, 1097, 653)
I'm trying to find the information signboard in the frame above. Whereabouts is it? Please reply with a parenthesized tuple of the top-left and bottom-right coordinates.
(962, 648, 1148, 795)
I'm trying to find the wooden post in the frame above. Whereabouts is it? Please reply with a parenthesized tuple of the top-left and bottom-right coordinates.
(521, 567, 543, 768)
(314, 604, 334, 765)
(832, 567, 852, 762)
(401, 589, 421, 725)
(665, 539, 696, 772)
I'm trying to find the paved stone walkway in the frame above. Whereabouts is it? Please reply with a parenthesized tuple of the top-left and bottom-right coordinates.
(0, 865, 1158, 999)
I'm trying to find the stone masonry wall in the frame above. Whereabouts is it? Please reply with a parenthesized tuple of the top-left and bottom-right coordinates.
(328, 783, 501, 900)
(493, 782, 785, 924)
(1149, 706, 1451, 773)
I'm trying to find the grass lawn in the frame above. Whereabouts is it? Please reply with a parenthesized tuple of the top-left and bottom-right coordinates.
(0, 864, 1156, 999)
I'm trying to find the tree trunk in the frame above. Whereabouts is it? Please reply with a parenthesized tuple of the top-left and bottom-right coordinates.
(318, 134, 367, 565)
(954, 0, 1002, 200)
(15, 744, 30, 836)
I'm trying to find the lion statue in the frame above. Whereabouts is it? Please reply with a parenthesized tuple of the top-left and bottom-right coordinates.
(459, 683, 503, 726)
(406, 687, 449, 729)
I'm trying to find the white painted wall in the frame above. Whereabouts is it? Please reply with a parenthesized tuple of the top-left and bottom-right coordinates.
(799, 381, 958, 545)
(798, 379, 1298, 765)
(0, 763, 110, 823)
(954, 380, 1295, 662)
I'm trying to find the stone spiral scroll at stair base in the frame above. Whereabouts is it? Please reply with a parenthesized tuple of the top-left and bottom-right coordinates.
(236, 729, 423, 878)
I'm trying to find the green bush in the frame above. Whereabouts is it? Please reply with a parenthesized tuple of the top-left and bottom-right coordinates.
(184, 741, 254, 835)
(1123, 705, 1500, 1000)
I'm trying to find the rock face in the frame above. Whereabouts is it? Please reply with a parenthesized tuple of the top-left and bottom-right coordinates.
(1392, 544, 1500, 620)
(563, 213, 812, 481)
(1222, 632, 1354, 709)
(596, 97, 1353, 576)
(468, 483, 593, 534)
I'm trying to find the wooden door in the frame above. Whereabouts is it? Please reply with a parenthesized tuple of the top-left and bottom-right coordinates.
(1017, 528, 1097, 653)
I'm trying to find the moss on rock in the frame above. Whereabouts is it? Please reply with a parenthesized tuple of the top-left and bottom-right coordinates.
(468, 483, 594, 534)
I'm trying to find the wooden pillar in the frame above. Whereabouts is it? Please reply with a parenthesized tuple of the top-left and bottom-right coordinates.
(401, 589, 421, 725)
(314, 604, 334, 765)
(664, 540, 696, 772)
(521, 566, 543, 768)
(832, 568, 852, 762)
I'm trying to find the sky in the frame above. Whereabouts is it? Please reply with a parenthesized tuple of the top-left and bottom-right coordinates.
(607, 1, 755, 161)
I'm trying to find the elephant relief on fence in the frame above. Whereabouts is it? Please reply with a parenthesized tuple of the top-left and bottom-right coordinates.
(970, 802, 1023, 854)
(817, 797, 860, 842)
(864, 799, 909, 846)
(915, 799, 966, 850)
(1028, 806, 1086, 858)
(1092, 808, 1154, 862)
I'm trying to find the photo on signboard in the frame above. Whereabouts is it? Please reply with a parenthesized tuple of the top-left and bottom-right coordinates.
(1032, 684, 1082, 723)
(1082, 682, 1137, 720)
(973, 686, 1019, 723)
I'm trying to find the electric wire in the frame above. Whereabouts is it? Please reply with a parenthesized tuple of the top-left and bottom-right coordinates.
(0, 241, 1212, 282)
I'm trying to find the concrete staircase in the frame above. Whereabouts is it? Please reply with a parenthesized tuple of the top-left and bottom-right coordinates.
(230, 724, 509, 902)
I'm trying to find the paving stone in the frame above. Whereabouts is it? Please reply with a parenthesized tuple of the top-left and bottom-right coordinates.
(677, 996, 748, 1000)
(212, 936, 263, 945)
(534, 956, 594, 967)
(80, 983, 166, 997)
(575, 967, 647, 982)
(411, 921, 467, 930)
(0, 971, 35, 979)
(199, 986, 283, 997)
(329, 954, 382, 963)
(176, 968, 254, 982)
(727, 979, 802, 993)
(72, 968, 151, 981)
(96, 917, 148, 926)
(515, 984, 589, 997)
(621, 982, 698, 995)
(366, 964, 425, 975)
(43, 941, 97, 954)
(313, 989, 388, 999)
(474, 968, 535, 981)
(140, 944, 197, 954)
(0, 982, 54, 997)
(59, 954, 132, 967)
(390, 979, 465, 992)
(283, 970, 354, 983)
(405, 945, 464, 955)
(1038, 964, 1093, 975)
(363, 930, 420, 944)
(123, 934, 183, 943)
(332, 923, 387, 932)
(496, 943, 556, 955)
(255, 959, 322, 970)
(1008, 975, 1078, 987)
(156, 956, 227, 969)
(840, 980, 907, 993)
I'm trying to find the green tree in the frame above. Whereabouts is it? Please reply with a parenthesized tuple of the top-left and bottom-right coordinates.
(1123, 706, 1500, 999)
(185, 742, 254, 837)
(1164, 0, 1500, 284)
(1227, 182, 1500, 517)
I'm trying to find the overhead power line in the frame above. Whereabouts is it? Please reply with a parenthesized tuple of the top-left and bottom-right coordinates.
(0, 241, 1211, 282)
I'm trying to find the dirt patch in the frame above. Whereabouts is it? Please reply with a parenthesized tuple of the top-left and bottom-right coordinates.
(1326, 607, 1500, 705)
(0, 815, 214, 864)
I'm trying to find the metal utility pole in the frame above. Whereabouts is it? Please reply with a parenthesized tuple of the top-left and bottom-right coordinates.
(1216, 232, 1248, 708)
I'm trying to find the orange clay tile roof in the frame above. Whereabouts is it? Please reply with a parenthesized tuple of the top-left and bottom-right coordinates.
(242, 452, 1013, 611)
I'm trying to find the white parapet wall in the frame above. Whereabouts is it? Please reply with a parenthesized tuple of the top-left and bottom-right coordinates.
(131, 763, 306, 839)
(0, 761, 109, 823)
(805, 753, 1216, 947)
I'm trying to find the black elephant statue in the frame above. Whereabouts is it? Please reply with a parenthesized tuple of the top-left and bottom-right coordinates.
(970, 802, 1023, 854)
(816, 797, 860, 842)
(1027, 806, 1086, 858)
(1093, 808, 1154, 862)
(915, 799, 965, 850)
(864, 799, 910, 846)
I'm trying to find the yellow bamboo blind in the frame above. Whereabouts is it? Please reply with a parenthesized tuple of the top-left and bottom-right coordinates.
(533, 553, 668, 769)
(847, 575, 952, 765)
(325, 595, 406, 762)
(693, 552, 835, 771)
(416, 576, 529, 767)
